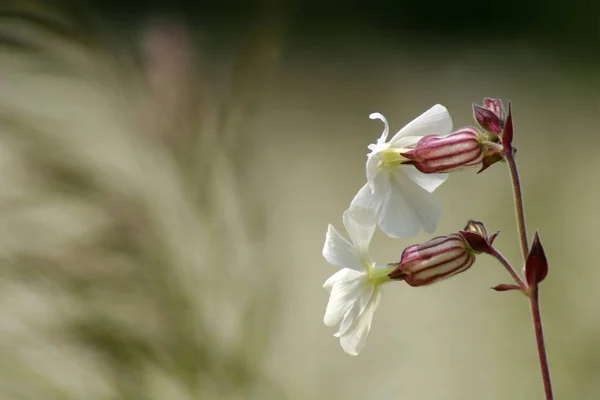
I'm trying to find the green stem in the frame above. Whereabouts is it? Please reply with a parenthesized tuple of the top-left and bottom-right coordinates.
(505, 153, 529, 260)
(487, 247, 526, 289)
(529, 286, 554, 400)
(505, 149, 554, 400)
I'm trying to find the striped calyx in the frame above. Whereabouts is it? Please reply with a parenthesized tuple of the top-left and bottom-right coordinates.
(388, 234, 475, 286)
(402, 127, 484, 174)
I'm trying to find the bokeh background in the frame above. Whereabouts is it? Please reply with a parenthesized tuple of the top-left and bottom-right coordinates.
(1, 0, 599, 399)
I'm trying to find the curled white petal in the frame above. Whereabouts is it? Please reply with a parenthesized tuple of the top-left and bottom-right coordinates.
(338, 286, 382, 356)
(368, 112, 390, 149)
(323, 268, 365, 327)
(323, 267, 353, 292)
(322, 224, 363, 271)
(389, 104, 453, 144)
(335, 282, 374, 337)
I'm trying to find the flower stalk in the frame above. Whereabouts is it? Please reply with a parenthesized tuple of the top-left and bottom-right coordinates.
(530, 285, 554, 400)
(506, 152, 529, 261)
(471, 98, 553, 399)
(490, 157, 554, 399)
(486, 246, 526, 290)
(494, 100, 553, 400)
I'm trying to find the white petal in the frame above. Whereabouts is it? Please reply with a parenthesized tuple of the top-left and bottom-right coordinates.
(349, 183, 382, 218)
(371, 167, 391, 201)
(322, 224, 363, 271)
(365, 152, 381, 191)
(335, 282, 373, 337)
(378, 170, 442, 238)
(389, 104, 453, 144)
(402, 165, 449, 193)
(342, 207, 376, 257)
(323, 269, 365, 327)
(338, 286, 382, 356)
(347, 182, 384, 259)
(323, 268, 360, 292)
(387, 135, 422, 150)
(368, 112, 389, 147)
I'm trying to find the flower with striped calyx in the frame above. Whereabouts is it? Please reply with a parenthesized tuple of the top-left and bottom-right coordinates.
(387, 221, 495, 286)
(400, 127, 486, 174)
(322, 207, 396, 355)
(348, 104, 453, 239)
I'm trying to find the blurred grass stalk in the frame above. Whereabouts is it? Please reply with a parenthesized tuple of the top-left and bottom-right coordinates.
(0, 0, 290, 398)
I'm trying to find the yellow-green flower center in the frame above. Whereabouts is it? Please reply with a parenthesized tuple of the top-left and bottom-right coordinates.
(367, 263, 396, 286)
(379, 147, 410, 170)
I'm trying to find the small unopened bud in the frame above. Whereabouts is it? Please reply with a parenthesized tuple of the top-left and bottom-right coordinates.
(491, 283, 522, 292)
(388, 234, 475, 286)
(483, 98, 504, 123)
(402, 127, 485, 174)
(473, 98, 505, 134)
(463, 219, 488, 238)
(459, 219, 498, 254)
(524, 232, 548, 286)
(502, 102, 514, 149)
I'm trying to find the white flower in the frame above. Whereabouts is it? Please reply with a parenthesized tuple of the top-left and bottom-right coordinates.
(348, 104, 453, 238)
(322, 208, 394, 356)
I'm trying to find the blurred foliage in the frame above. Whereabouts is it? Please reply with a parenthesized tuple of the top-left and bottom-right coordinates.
(0, 0, 289, 399)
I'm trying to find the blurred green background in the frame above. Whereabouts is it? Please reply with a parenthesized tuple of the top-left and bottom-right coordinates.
(0, 1, 599, 399)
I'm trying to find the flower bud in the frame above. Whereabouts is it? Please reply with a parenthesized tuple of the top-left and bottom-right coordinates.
(463, 219, 488, 237)
(388, 234, 475, 286)
(473, 98, 505, 134)
(524, 232, 548, 286)
(484, 98, 504, 122)
(459, 219, 498, 254)
(402, 127, 485, 174)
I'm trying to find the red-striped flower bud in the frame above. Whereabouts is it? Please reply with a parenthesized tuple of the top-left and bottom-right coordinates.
(402, 127, 485, 174)
(473, 98, 505, 134)
(388, 234, 475, 286)
(484, 98, 504, 120)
